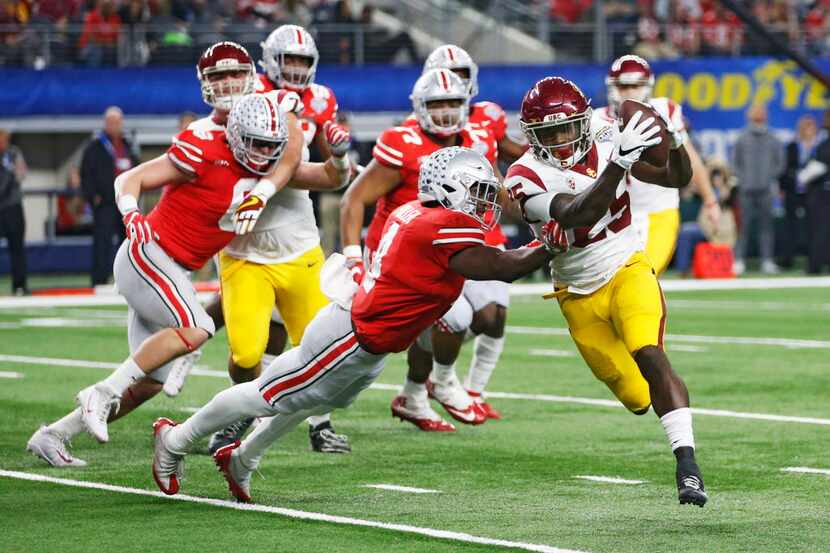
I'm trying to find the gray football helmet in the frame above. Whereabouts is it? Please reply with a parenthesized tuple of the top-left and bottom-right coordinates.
(260, 24, 319, 91)
(227, 94, 289, 175)
(423, 44, 479, 97)
(411, 68, 470, 137)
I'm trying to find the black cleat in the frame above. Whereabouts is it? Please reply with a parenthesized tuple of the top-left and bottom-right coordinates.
(309, 422, 351, 454)
(208, 418, 254, 456)
(675, 446, 708, 507)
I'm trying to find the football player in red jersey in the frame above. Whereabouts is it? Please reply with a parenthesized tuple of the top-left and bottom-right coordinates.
(151, 147, 557, 501)
(26, 94, 345, 467)
(340, 68, 501, 430)
(417, 44, 531, 423)
(258, 24, 339, 159)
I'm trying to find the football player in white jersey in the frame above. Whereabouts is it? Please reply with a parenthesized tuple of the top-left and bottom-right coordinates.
(184, 42, 355, 455)
(593, 55, 720, 275)
(504, 77, 708, 507)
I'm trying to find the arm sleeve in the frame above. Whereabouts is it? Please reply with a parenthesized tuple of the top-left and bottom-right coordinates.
(372, 128, 406, 168)
(167, 129, 209, 177)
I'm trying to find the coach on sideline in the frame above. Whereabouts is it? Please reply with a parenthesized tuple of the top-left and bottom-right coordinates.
(0, 128, 29, 296)
(81, 106, 139, 286)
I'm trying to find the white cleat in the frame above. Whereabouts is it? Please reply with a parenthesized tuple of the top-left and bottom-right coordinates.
(76, 384, 119, 443)
(152, 418, 184, 495)
(213, 441, 252, 503)
(163, 349, 202, 397)
(391, 395, 456, 432)
(427, 376, 487, 425)
(27, 426, 87, 467)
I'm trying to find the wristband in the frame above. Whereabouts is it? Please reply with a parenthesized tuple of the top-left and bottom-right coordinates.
(250, 178, 277, 201)
(117, 194, 138, 216)
(343, 245, 362, 259)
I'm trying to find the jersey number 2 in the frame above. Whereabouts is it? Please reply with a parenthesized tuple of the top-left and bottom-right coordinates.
(363, 222, 401, 292)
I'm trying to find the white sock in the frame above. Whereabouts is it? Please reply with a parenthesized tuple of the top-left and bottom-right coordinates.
(306, 413, 330, 428)
(100, 357, 145, 395)
(238, 410, 312, 470)
(165, 381, 271, 454)
(48, 408, 85, 440)
(261, 353, 277, 369)
(465, 334, 504, 393)
(402, 379, 427, 402)
(432, 360, 457, 384)
(660, 407, 695, 451)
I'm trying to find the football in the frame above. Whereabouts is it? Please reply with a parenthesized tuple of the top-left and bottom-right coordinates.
(618, 99, 669, 167)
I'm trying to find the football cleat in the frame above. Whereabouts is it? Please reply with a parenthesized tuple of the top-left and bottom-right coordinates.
(163, 349, 202, 397)
(676, 448, 708, 507)
(152, 418, 184, 495)
(391, 395, 456, 432)
(309, 422, 351, 454)
(27, 426, 87, 468)
(77, 383, 119, 443)
(426, 377, 487, 425)
(213, 441, 252, 503)
(467, 390, 502, 420)
(208, 417, 255, 455)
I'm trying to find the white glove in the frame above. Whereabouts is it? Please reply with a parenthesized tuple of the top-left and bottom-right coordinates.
(658, 110, 685, 150)
(233, 192, 266, 235)
(610, 110, 662, 171)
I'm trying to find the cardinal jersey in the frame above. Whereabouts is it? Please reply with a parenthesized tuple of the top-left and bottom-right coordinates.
(469, 101, 508, 142)
(505, 138, 638, 294)
(351, 201, 485, 354)
(257, 75, 338, 146)
(368, 121, 497, 252)
(150, 128, 259, 270)
(592, 97, 685, 214)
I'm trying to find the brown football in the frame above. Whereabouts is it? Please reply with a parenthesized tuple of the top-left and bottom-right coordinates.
(618, 99, 669, 167)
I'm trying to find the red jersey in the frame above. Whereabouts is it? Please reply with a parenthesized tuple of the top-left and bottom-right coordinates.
(367, 121, 497, 252)
(469, 101, 507, 142)
(352, 201, 486, 353)
(149, 128, 260, 270)
(256, 75, 337, 144)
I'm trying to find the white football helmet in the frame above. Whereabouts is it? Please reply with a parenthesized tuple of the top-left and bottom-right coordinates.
(227, 94, 289, 175)
(260, 24, 319, 91)
(411, 69, 470, 137)
(423, 44, 479, 97)
(606, 55, 654, 115)
(418, 146, 501, 230)
(196, 41, 257, 111)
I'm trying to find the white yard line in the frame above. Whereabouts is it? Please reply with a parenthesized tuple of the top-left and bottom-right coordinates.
(529, 349, 577, 357)
(507, 326, 830, 350)
(0, 371, 23, 378)
(668, 299, 830, 311)
(5, 354, 830, 427)
(363, 484, 441, 494)
(574, 475, 644, 485)
(780, 467, 830, 476)
(0, 469, 586, 553)
(665, 345, 708, 353)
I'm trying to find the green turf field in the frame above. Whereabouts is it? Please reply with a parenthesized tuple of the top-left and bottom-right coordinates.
(1, 286, 829, 553)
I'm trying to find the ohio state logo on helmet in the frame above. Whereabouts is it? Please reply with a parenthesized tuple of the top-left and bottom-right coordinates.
(197, 41, 256, 111)
(227, 94, 289, 175)
(423, 44, 479, 97)
(260, 24, 319, 91)
(520, 77, 593, 170)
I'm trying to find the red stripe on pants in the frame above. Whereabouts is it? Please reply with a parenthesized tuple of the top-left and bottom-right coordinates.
(130, 241, 193, 327)
(263, 335, 357, 402)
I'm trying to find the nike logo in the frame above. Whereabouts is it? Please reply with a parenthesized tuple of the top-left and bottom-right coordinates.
(307, 261, 319, 268)
(618, 146, 640, 157)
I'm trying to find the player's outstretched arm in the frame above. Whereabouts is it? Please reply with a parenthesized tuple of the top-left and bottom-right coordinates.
(449, 243, 551, 283)
(339, 159, 401, 248)
(289, 121, 353, 191)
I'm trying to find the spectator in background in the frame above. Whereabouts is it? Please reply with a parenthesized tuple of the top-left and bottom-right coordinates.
(78, 0, 121, 66)
(81, 106, 138, 286)
(117, 0, 151, 66)
(798, 109, 830, 274)
(0, 128, 29, 295)
(731, 103, 784, 275)
(779, 114, 818, 269)
(359, 3, 420, 64)
(633, 16, 680, 60)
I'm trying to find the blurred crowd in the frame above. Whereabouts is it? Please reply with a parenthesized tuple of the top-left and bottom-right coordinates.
(0, 0, 419, 67)
(548, 0, 830, 60)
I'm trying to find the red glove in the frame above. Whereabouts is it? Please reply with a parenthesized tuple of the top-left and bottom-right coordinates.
(540, 220, 569, 254)
(233, 193, 266, 235)
(323, 120, 351, 158)
(123, 210, 154, 244)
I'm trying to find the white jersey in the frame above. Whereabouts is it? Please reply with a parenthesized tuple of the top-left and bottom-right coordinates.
(593, 97, 683, 216)
(505, 137, 638, 295)
(188, 100, 321, 264)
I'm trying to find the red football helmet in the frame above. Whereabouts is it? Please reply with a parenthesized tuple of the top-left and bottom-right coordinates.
(606, 55, 654, 114)
(197, 41, 256, 111)
(520, 77, 593, 169)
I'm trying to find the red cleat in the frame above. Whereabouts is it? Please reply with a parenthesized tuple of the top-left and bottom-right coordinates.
(468, 390, 502, 420)
(426, 379, 487, 425)
(152, 417, 183, 495)
(213, 441, 252, 503)
(391, 395, 456, 432)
